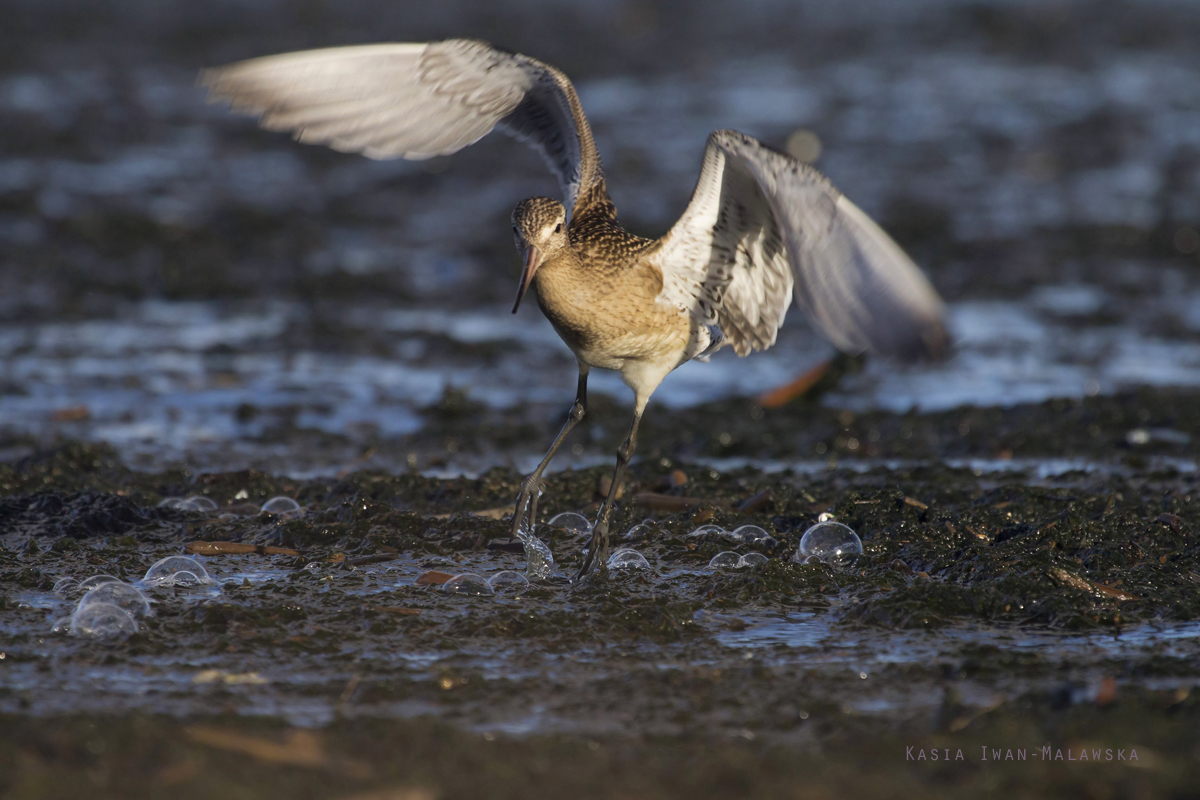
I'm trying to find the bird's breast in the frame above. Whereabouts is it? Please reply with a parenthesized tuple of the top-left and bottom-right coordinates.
(534, 255, 690, 370)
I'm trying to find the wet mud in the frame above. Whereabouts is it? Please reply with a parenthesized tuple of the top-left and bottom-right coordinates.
(4, 0, 1200, 796)
(3, 392, 1199, 797)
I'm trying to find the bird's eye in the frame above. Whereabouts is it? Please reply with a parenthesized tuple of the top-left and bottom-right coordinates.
(554, 223, 562, 234)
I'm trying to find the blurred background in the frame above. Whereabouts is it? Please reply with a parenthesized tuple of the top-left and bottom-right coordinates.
(1, 0, 1198, 474)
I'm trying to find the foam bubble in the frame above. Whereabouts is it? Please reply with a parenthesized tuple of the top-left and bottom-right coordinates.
(53, 577, 80, 596)
(183, 495, 218, 512)
(77, 574, 121, 592)
(143, 555, 213, 587)
(261, 496, 302, 518)
(739, 552, 769, 569)
(79, 582, 151, 617)
(487, 570, 530, 592)
(71, 601, 138, 643)
(607, 549, 651, 570)
(686, 525, 725, 539)
(623, 522, 654, 541)
(708, 551, 742, 569)
(794, 521, 863, 566)
(441, 573, 495, 596)
(546, 512, 591, 534)
(729, 525, 772, 545)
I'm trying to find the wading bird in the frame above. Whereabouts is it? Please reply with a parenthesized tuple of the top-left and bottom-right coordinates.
(203, 40, 946, 577)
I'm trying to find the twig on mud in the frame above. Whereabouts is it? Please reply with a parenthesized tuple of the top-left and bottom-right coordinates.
(636, 493, 732, 512)
(186, 541, 301, 557)
(1048, 567, 1138, 600)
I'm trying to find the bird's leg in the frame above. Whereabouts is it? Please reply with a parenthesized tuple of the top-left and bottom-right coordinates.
(511, 369, 588, 537)
(576, 409, 642, 578)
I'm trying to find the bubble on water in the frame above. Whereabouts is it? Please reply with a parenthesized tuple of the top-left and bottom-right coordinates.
(78, 574, 121, 592)
(143, 556, 213, 587)
(303, 562, 324, 575)
(53, 577, 79, 596)
(261, 496, 302, 518)
(708, 551, 742, 569)
(488, 570, 530, 592)
(817, 512, 835, 523)
(70, 601, 138, 643)
(607, 549, 650, 570)
(794, 521, 863, 566)
(729, 525, 772, 545)
(51, 616, 72, 634)
(79, 582, 151, 618)
(623, 522, 654, 541)
(739, 552, 769, 569)
(686, 525, 725, 539)
(546, 512, 591, 535)
(516, 531, 555, 580)
(441, 573, 495, 596)
(183, 495, 218, 512)
(158, 497, 192, 509)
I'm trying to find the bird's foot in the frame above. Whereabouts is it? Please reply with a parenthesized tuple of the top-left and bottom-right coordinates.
(574, 519, 611, 580)
(510, 474, 543, 539)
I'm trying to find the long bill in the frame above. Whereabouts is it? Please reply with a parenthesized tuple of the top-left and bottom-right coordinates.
(511, 245, 543, 314)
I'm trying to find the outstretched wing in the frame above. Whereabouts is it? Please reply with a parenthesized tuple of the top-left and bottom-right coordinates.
(651, 130, 947, 360)
(201, 39, 606, 220)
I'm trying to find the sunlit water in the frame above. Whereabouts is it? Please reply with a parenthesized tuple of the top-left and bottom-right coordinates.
(1, 290, 1198, 472)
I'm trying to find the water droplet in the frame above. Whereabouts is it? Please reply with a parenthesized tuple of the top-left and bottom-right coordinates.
(79, 582, 151, 618)
(686, 525, 725, 539)
(728, 525, 771, 545)
(157, 497, 192, 509)
(708, 551, 742, 569)
(516, 531, 555, 580)
(607, 549, 650, 570)
(144, 556, 213, 587)
(441, 573, 495, 596)
(546, 512, 592, 535)
(794, 521, 862, 566)
(487, 570, 530, 592)
(261, 496, 302, 518)
(70, 602, 138, 643)
(77, 574, 122, 593)
(53, 577, 80, 597)
(739, 552, 769, 569)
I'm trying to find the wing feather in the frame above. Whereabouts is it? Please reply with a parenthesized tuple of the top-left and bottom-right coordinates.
(201, 39, 606, 218)
(652, 130, 946, 360)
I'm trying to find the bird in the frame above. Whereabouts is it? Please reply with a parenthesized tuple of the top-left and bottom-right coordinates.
(201, 39, 947, 578)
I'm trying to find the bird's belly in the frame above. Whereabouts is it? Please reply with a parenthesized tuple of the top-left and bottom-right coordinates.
(539, 292, 692, 371)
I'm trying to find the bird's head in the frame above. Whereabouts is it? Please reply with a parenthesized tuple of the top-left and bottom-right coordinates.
(510, 197, 567, 313)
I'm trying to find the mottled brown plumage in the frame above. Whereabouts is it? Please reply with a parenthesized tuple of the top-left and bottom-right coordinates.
(202, 38, 948, 578)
